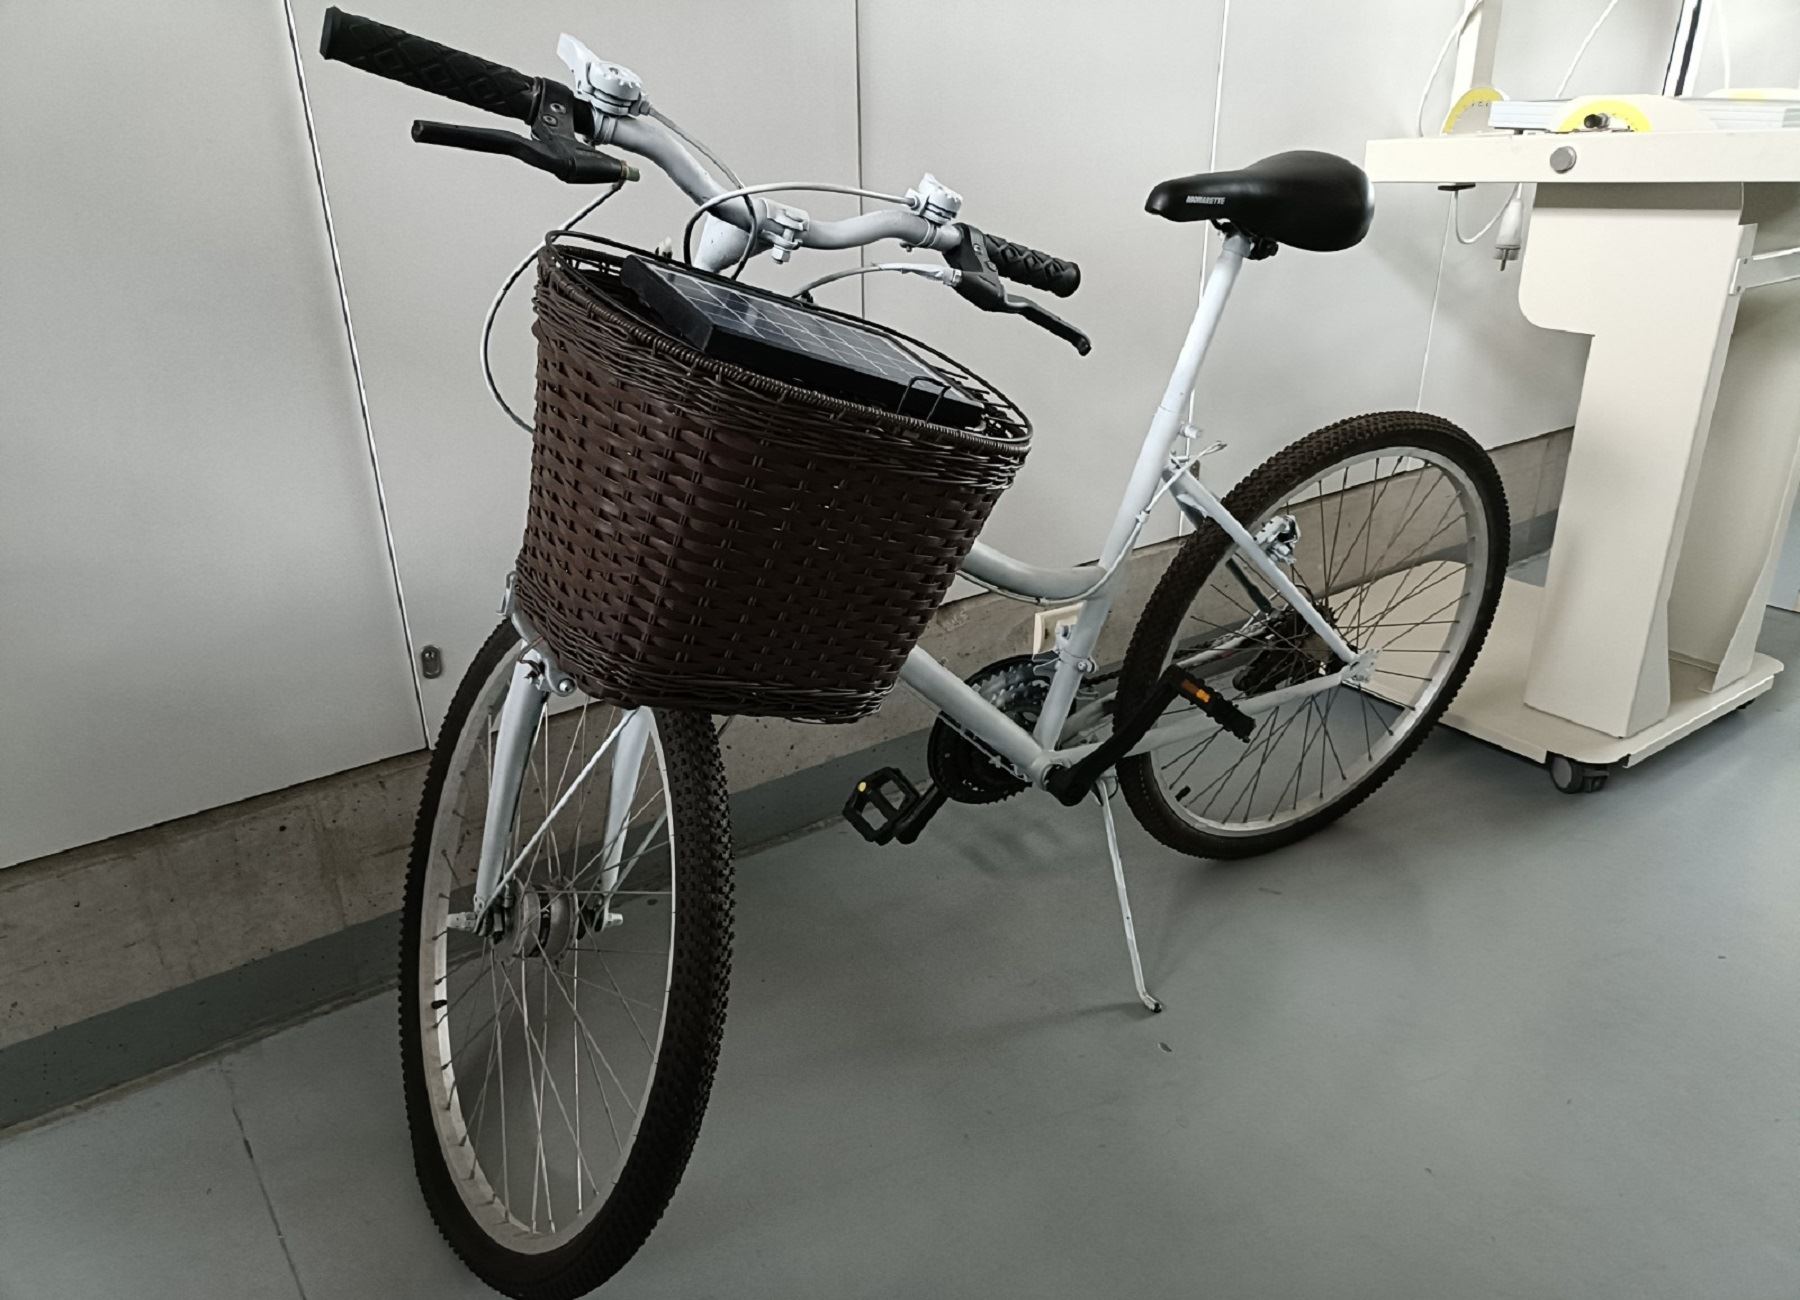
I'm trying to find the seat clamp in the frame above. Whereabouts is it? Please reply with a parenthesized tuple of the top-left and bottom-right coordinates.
(1216, 221, 1279, 260)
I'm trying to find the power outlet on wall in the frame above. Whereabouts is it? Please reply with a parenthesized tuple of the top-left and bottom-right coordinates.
(1031, 603, 1085, 655)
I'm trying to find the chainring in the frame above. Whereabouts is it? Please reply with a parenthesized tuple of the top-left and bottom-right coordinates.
(927, 654, 1053, 805)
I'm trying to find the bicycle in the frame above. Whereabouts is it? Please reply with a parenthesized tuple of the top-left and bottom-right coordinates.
(320, 10, 1509, 1297)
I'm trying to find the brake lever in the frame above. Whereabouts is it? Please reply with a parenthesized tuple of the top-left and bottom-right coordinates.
(410, 78, 638, 184)
(1008, 294, 1092, 355)
(944, 235, 1090, 354)
(948, 273, 1091, 354)
(413, 119, 638, 183)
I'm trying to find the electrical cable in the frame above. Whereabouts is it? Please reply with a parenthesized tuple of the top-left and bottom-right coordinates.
(644, 105, 757, 278)
(727, 209, 760, 281)
(679, 181, 916, 269)
(1555, 0, 1628, 97)
(1714, 0, 1732, 92)
(1413, 0, 1516, 250)
(1416, 0, 1486, 137)
(791, 262, 957, 297)
(481, 183, 623, 433)
(1431, 0, 1631, 252)
(645, 106, 741, 188)
(1453, 184, 1519, 243)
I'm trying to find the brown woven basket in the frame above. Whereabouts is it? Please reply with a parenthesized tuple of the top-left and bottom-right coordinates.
(511, 232, 1032, 723)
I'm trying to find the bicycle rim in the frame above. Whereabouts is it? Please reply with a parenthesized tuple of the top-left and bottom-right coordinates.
(414, 647, 679, 1255)
(1145, 443, 1493, 839)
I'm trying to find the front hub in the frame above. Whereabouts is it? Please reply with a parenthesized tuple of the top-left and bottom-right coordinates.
(511, 886, 578, 961)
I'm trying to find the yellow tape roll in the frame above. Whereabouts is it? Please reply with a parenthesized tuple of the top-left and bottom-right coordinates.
(1555, 98, 1654, 134)
(1441, 85, 1505, 134)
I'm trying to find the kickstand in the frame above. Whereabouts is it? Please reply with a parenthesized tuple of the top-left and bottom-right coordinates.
(1096, 781, 1163, 1013)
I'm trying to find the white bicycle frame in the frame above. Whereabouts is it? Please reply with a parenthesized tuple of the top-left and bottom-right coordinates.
(462, 134, 1393, 920)
(898, 230, 1360, 789)
(466, 230, 1369, 919)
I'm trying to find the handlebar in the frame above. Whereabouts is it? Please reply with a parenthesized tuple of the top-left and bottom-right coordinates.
(319, 8, 1086, 342)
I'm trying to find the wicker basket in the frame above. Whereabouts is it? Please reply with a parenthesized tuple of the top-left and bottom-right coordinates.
(511, 233, 1033, 723)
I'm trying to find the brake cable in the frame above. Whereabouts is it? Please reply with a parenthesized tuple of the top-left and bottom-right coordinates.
(480, 184, 625, 433)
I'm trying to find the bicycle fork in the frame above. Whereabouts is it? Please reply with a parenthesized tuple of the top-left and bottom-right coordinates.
(466, 645, 651, 935)
(471, 654, 549, 922)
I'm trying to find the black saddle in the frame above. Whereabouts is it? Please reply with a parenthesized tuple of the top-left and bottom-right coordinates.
(1144, 150, 1373, 253)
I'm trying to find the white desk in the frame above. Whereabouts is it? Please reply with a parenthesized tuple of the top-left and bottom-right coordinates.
(1367, 96, 1800, 780)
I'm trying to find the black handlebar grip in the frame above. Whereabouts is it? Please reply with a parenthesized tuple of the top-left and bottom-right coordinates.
(320, 7, 538, 123)
(982, 233, 1081, 298)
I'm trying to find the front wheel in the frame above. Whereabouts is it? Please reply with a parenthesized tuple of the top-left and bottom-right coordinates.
(1119, 412, 1508, 859)
(400, 621, 733, 1298)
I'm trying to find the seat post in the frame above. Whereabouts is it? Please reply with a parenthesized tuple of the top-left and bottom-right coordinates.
(1086, 228, 1256, 597)
(1152, 232, 1252, 420)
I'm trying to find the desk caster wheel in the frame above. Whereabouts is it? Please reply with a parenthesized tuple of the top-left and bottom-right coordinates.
(1548, 755, 1609, 794)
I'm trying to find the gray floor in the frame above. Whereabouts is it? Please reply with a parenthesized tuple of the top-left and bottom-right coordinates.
(5, 609, 1799, 1300)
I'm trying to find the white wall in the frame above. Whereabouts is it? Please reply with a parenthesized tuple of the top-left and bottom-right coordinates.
(0, 0, 425, 867)
(1198, 0, 1460, 496)
(1686, 1, 1800, 91)
(7, 0, 1795, 864)
(857, 0, 1226, 568)
(290, 0, 866, 723)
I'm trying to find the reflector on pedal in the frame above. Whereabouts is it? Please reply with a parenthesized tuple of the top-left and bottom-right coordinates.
(1182, 674, 1256, 742)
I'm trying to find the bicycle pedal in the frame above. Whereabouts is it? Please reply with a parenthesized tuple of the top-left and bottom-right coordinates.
(1177, 675, 1256, 743)
(844, 767, 941, 845)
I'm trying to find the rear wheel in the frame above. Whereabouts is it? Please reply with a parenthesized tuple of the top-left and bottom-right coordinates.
(1119, 412, 1508, 859)
(400, 621, 732, 1298)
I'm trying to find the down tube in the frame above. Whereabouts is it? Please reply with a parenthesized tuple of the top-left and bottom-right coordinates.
(899, 645, 1054, 782)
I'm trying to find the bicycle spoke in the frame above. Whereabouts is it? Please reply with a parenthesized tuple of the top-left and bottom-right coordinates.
(446, 998, 503, 1050)
(540, 956, 640, 1122)
(1348, 491, 1465, 630)
(1329, 455, 1395, 591)
(1198, 701, 1308, 821)
(573, 973, 666, 1020)
(1268, 700, 1322, 818)
(572, 941, 582, 1214)
(417, 652, 699, 1259)
(490, 946, 510, 1214)
(1318, 691, 1346, 789)
(493, 958, 601, 1211)
(1325, 464, 1349, 591)
(463, 990, 513, 1151)
(1146, 442, 1489, 840)
(1158, 726, 1231, 795)
(435, 956, 491, 1025)
(1345, 468, 1446, 622)
(1353, 559, 1463, 639)
(593, 954, 654, 1054)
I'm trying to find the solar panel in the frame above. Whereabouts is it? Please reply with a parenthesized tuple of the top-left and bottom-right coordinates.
(620, 256, 985, 428)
